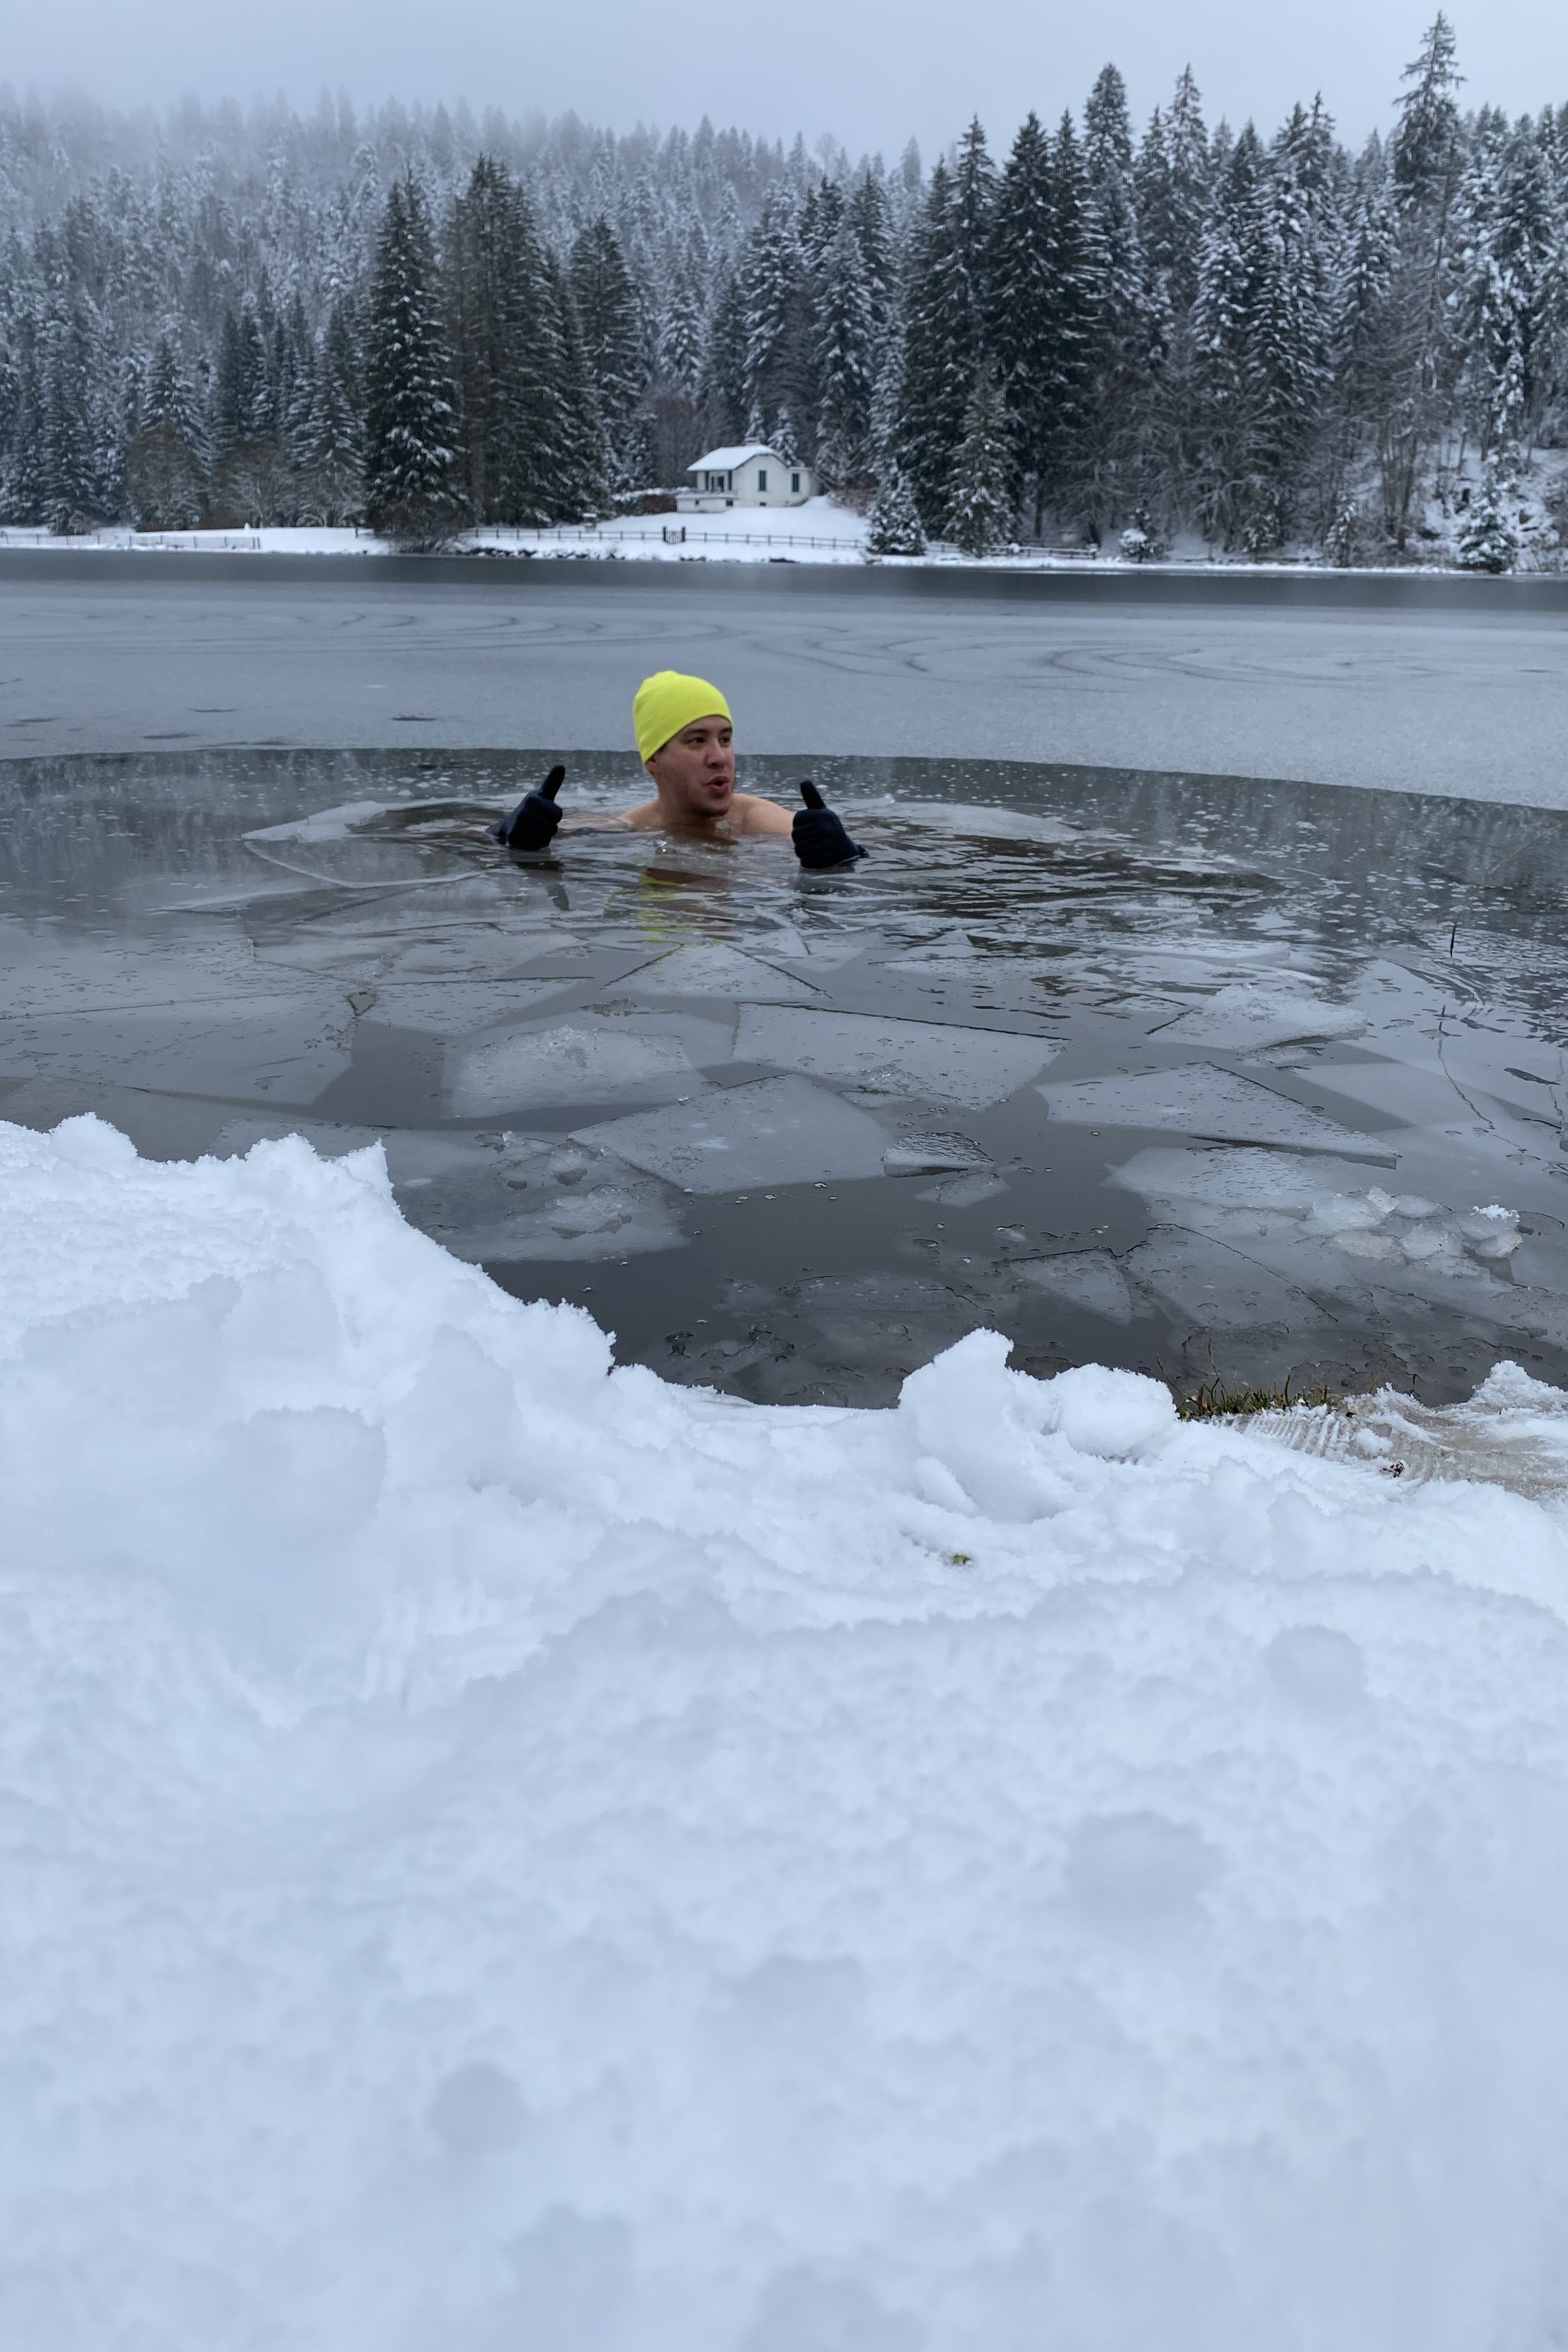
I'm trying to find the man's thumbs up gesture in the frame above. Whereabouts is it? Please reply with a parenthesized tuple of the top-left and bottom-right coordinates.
(792, 779, 867, 869)
(489, 764, 566, 852)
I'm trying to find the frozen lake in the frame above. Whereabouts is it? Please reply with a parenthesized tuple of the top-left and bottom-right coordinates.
(2, 554, 1567, 802)
(5, 741, 1568, 1407)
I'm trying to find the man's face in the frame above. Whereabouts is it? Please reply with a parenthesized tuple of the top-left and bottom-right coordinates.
(648, 716, 735, 817)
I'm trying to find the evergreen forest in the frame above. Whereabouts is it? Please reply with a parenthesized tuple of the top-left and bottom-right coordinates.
(1, 16, 1565, 565)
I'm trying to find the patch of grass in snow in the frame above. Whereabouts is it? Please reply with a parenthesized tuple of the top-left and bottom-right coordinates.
(1167, 1345, 1341, 1423)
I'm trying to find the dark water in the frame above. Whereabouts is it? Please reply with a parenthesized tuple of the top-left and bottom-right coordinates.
(5, 745, 1568, 1404)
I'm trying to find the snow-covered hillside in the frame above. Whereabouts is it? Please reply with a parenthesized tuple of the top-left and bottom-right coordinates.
(9, 1110, 1568, 2348)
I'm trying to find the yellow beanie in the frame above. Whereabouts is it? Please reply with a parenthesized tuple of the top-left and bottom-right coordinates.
(633, 671, 732, 764)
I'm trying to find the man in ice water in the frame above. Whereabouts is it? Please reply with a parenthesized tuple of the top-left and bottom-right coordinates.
(488, 670, 866, 870)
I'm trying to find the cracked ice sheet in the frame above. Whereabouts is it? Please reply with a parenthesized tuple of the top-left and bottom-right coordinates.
(1039, 1066, 1390, 1159)
(620, 944, 821, 1002)
(1126, 1226, 1331, 1333)
(575, 1075, 891, 1192)
(737, 1006, 1058, 1108)
(1014, 1252, 1141, 1323)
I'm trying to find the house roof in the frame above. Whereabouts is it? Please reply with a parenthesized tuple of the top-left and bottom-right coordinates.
(686, 444, 780, 473)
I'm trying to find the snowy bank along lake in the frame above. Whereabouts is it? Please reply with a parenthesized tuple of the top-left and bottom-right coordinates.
(11, 743, 1568, 2344)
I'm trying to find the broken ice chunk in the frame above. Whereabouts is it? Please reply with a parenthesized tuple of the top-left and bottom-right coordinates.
(1014, 1251, 1137, 1324)
(915, 1171, 1010, 1208)
(575, 1075, 891, 1193)
(623, 944, 820, 1002)
(1334, 1231, 1405, 1261)
(1126, 1227, 1328, 1331)
(882, 1133, 990, 1177)
(739, 1007, 1057, 1108)
(1039, 1066, 1385, 1159)
(1308, 1194, 1386, 1234)
(1158, 982, 1367, 1051)
(446, 1022, 694, 1114)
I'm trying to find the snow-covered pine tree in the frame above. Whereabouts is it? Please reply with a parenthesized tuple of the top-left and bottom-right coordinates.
(1460, 111, 1558, 466)
(1250, 100, 1335, 532)
(740, 191, 809, 449)
(125, 329, 207, 526)
(1382, 13, 1466, 542)
(988, 113, 1055, 531)
(569, 215, 645, 485)
(901, 124, 994, 530)
(545, 250, 615, 516)
(1081, 65, 1152, 536)
(306, 299, 365, 522)
(866, 460, 926, 553)
(1192, 124, 1269, 545)
(212, 303, 268, 459)
(1044, 111, 1107, 526)
(846, 170, 893, 334)
(42, 303, 111, 531)
(363, 172, 460, 543)
(814, 209, 875, 485)
(1456, 467, 1519, 568)
(699, 271, 751, 440)
(944, 359, 1013, 551)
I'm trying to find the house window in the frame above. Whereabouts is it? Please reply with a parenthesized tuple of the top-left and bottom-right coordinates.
(791, 471, 801, 493)
(757, 468, 768, 490)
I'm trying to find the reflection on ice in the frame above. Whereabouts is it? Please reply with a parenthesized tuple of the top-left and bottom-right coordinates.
(7, 744, 1568, 1406)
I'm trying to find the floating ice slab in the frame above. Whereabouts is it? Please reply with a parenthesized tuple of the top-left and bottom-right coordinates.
(1015, 1250, 1139, 1323)
(1127, 1226, 1329, 1332)
(1158, 982, 1367, 1051)
(622, 944, 820, 1002)
(738, 1006, 1058, 1107)
(1040, 1065, 1387, 1157)
(445, 1021, 694, 1114)
(358, 980, 564, 1037)
(1111, 1144, 1380, 1210)
(882, 1132, 989, 1177)
(576, 1074, 891, 1192)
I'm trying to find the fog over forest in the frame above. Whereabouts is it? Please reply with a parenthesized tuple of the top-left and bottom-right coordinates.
(1, 13, 1564, 565)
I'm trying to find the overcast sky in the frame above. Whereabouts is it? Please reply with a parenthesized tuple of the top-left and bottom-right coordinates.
(3, 0, 1564, 159)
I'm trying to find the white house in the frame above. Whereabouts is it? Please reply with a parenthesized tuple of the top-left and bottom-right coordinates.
(677, 444, 816, 513)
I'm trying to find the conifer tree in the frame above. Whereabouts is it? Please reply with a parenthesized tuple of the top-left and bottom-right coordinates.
(307, 298, 365, 521)
(901, 125, 994, 528)
(569, 216, 644, 481)
(1382, 13, 1466, 541)
(866, 460, 926, 554)
(989, 113, 1055, 527)
(1080, 65, 1150, 533)
(945, 359, 1013, 551)
(814, 209, 875, 484)
(363, 172, 459, 541)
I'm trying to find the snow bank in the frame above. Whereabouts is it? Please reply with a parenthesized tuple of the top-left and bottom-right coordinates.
(8, 1114, 1568, 2350)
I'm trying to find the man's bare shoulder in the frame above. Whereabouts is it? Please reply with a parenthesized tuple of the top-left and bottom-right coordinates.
(730, 792, 794, 838)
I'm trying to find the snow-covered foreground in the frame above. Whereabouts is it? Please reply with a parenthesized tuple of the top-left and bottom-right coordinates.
(9, 1114, 1568, 2350)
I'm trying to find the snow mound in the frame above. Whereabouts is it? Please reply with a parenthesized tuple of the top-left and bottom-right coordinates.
(8, 1114, 1568, 2349)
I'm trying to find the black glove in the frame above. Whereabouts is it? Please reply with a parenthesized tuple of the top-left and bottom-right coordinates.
(792, 779, 866, 869)
(489, 764, 565, 851)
